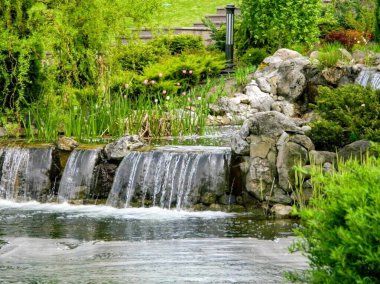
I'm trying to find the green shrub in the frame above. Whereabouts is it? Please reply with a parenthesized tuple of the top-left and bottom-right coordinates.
(308, 85, 380, 150)
(290, 154, 380, 283)
(143, 50, 225, 90)
(239, 47, 269, 66)
(112, 42, 168, 73)
(333, 0, 377, 34)
(149, 34, 204, 55)
(318, 4, 341, 38)
(240, 0, 321, 49)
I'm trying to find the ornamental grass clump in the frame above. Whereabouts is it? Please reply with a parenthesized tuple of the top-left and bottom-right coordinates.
(289, 153, 380, 283)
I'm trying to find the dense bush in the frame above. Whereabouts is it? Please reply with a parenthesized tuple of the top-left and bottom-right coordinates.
(143, 50, 225, 88)
(149, 34, 204, 55)
(308, 85, 380, 150)
(0, 0, 45, 110)
(238, 47, 269, 67)
(112, 42, 169, 73)
(333, 0, 377, 34)
(290, 154, 380, 283)
(240, 0, 321, 49)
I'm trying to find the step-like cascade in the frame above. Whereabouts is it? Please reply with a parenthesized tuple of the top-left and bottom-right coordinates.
(57, 149, 100, 203)
(0, 147, 56, 202)
(106, 146, 231, 209)
(355, 69, 380, 90)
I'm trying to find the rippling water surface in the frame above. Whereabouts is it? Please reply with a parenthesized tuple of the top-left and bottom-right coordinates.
(0, 201, 307, 283)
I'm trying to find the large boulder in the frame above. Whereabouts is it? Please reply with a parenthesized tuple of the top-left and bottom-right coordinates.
(248, 111, 303, 137)
(104, 135, 146, 160)
(338, 140, 375, 161)
(254, 49, 310, 102)
(276, 134, 309, 192)
(245, 82, 274, 112)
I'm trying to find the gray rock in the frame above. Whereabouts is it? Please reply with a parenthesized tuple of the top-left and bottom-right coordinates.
(289, 134, 315, 151)
(338, 140, 374, 161)
(246, 157, 275, 200)
(250, 135, 275, 158)
(322, 67, 345, 85)
(256, 77, 272, 93)
(272, 48, 303, 60)
(245, 84, 274, 111)
(277, 141, 308, 192)
(271, 101, 296, 117)
(57, 136, 79, 151)
(249, 111, 303, 137)
(276, 58, 309, 101)
(104, 135, 145, 160)
(231, 132, 250, 155)
(270, 204, 293, 218)
(266, 188, 293, 205)
(309, 150, 336, 165)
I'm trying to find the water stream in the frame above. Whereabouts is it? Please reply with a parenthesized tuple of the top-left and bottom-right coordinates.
(0, 200, 307, 283)
(0, 144, 307, 283)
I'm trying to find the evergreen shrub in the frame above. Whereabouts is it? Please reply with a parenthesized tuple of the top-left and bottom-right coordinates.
(149, 34, 204, 55)
(308, 85, 380, 150)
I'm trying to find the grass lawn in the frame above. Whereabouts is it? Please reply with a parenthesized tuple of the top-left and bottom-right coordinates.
(153, 0, 237, 27)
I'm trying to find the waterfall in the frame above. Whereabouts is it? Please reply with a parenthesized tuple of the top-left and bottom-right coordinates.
(355, 69, 380, 90)
(57, 149, 100, 203)
(106, 146, 231, 209)
(0, 147, 54, 201)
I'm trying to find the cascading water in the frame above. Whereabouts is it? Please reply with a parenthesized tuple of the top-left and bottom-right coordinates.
(355, 69, 380, 89)
(57, 149, 100, 203)
(106, 146, 231, 209)
(0, 147, 55, 201)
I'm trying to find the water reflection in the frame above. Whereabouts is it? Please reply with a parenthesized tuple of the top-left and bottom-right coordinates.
(0, 202, 297, 241)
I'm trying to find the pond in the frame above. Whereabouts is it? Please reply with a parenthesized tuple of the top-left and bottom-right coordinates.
(0, 201, 307, 283)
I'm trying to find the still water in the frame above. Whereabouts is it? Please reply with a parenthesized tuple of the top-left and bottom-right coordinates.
(0, 201, 307, 283)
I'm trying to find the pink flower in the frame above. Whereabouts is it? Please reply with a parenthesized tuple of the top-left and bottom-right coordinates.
(151, 80, 156, 85)
(162, 90, 167, 95)
(189, 70, 193, 75)
(143, 79, 149, 85)
(182, 92, 186, 96)
(182, 70, 187, 75)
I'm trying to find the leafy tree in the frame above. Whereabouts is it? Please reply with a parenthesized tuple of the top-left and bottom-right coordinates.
(0, 0, 45, 111)
(240, 0, 321, 49)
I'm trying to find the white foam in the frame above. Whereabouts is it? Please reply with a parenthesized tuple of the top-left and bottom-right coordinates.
(0, 200, 233, 220)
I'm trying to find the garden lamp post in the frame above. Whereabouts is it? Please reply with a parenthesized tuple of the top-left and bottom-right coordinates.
(225, 4, 236, 70)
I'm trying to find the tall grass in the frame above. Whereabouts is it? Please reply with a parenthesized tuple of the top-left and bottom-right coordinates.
(23, 78, 226, 142)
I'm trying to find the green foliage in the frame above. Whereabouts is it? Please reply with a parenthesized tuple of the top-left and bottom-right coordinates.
(143, 50, 225, 89)
(290, 155, 380, 283)
(240, 0, 321, 49)
(308, 85, 380, 150)
(112, 41, 169, 73)
(318, 4, 341, 38)
(149, 34, 204, 55)
(333, 0, 377, 33)
(315, 42, 347, 69)
(239, 47, 269, 66)
(0, 0, 45, 111)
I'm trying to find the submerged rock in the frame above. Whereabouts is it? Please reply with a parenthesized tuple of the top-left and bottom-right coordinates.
(104, 135, 146, 160)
